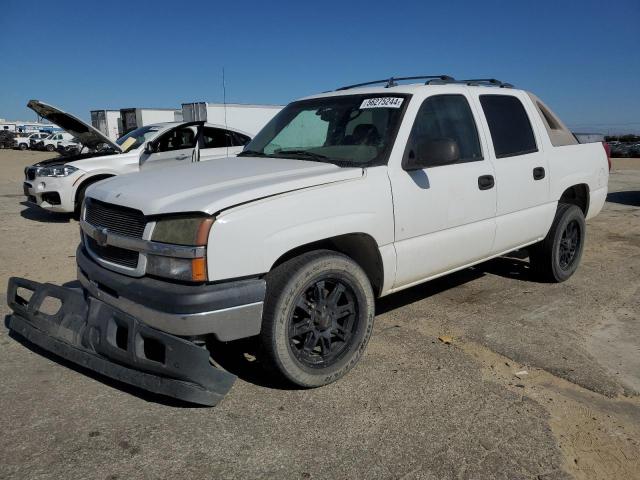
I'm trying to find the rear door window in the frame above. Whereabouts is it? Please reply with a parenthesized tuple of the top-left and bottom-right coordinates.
(480, 95, 537, 158)
(201, 127, 248, 148)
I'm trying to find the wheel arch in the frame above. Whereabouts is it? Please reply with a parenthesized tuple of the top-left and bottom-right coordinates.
(74, 173, 116, 205)
(559, 183, 590, 216)
(270, 233, 385, 297)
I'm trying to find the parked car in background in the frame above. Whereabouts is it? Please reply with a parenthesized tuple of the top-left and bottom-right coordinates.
(29, 132, 54, 149)
(22, 100, 259, 214)
(0, 131, 16, 149)
(12, 132, 48, 150)
(8, 77, 610, 406)
(33, 131, 74, 151)
(57, 137, 84, 156)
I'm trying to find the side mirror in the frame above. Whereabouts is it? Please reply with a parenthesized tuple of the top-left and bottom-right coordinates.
(403, 137, 460, 171)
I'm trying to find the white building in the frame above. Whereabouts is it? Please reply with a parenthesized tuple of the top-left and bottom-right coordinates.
(181, 102, 283, 136)
(0, 119, 60, 133)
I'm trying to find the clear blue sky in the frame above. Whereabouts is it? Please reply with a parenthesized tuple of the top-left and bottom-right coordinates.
(1, 0, 638, 134)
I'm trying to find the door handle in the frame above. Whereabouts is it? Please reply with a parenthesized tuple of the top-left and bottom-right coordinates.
(175, 154, 189, 160)
(533, 167, 545, 180)
(478, 175, 495, 190)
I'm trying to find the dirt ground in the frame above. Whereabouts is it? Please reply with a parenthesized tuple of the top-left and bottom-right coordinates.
(0, 150, 638, 480)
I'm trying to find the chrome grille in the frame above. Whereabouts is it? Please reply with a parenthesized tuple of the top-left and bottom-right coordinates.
(85, 199, 146, 238)
(86, 237, 139, 268)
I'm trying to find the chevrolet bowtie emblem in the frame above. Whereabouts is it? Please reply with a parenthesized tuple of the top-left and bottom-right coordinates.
(95, 227, 108, 247)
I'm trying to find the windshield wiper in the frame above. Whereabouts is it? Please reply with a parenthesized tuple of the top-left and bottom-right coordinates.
(275, 149, 329, 160)
(238, 150, 270, 157)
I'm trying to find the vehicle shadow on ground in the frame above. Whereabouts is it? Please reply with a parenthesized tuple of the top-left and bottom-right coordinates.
(19, 203, 74, 223)
(376, 251, 534, 315)
(607, 191, 640, 207)
(207, 337, 298, 391)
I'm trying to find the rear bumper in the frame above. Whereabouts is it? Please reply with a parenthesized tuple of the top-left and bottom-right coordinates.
(6, 277, 237, 406)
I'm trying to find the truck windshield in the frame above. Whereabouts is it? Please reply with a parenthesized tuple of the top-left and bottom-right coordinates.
(240, 94, 410, 166)
(116, 125, 162, 152)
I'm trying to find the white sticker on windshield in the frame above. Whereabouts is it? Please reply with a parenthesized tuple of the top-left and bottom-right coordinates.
(360, 97, 404, 109)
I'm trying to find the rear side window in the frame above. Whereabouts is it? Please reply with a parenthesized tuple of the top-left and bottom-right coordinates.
(480, 95, 537, 158)
(232, 132, 251, 146)
(201, 127, 248, 148)
(408, 94, 483, 165)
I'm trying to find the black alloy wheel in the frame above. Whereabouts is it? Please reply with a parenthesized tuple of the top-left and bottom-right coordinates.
(288, 278, 358, 368)
(558, 219, 581, 270)
(259, 250, 375, 387)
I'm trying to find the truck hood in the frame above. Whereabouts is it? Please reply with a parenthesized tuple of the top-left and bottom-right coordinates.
(87, 156, 363, 216)
(27, 100, 122, 152)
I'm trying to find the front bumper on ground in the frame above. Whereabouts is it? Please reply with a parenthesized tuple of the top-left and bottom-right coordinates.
(6, 277, 238, 406)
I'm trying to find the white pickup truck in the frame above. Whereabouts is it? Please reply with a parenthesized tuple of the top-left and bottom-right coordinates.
(23, 100, 258, 214)
(34, 131, 75, 151)
(13, 132, 50, 150)
(7, 76, 610, 406)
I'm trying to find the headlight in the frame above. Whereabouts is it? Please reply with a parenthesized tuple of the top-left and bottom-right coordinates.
(148, 216, 214, 282)
(38, 165, 79, 177)
(151, 216, 214, 246)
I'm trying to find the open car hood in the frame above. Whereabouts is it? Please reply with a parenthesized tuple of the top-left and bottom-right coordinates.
(27, 100, 122, 152)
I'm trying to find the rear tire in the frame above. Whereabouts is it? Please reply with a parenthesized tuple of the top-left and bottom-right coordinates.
(260, 250, 375, 387)
(529, 203, 586, 282)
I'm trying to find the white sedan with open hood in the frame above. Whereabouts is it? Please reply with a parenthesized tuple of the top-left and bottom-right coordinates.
(23, 100, 255, 214)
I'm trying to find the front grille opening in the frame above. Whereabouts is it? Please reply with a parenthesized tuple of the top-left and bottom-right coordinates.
(115, 324, 129, 350)
(86, 237, 138, 269)
(85, 199, 146, 238)
(37, 296, 62, 316)
(142, 336, 165, 364)
(42, 192, 61, 205)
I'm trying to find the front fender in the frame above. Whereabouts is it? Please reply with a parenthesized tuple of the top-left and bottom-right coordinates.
(207, 167, 394, 282)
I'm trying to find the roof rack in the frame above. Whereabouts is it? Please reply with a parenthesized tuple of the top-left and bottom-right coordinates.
(336, 75, 455, 91)
(335, 76, 514, 91)
(426, 77, 514, 88)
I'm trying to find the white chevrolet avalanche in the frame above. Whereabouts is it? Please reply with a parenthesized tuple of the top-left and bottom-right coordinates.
(23, 100, 254, 214)
(8, 76, 609, 405)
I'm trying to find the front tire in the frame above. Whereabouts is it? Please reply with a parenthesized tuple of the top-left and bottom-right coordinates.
(45, 144, 55, 152)
(530, 203, 586, 282)
(260, 250, 375, 387)
(19, 143, 28, 151)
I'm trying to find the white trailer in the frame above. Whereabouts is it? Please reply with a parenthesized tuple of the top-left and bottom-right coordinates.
(181, 102, 282, 136)
(119, 108, 183, 135)
(90, 110, 122, 141)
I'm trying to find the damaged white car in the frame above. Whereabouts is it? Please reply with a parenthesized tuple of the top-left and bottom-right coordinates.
(23, 100, 254, 214)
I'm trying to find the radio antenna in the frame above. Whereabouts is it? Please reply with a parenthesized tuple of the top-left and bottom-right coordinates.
(222, 67, 229, 157)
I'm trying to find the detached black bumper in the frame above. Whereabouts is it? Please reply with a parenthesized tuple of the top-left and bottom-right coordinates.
(6, 277, 236, 406)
